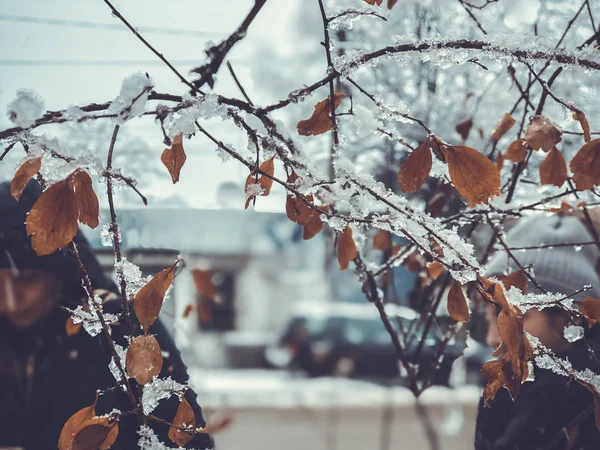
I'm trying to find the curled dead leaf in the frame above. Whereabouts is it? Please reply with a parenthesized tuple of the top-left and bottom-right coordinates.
(192, 268, 217, 300)
(337, 226, 357, 270)
(574, 111, 591, 143)
(443, 145, 501, 206)
(161, 134, 187, 184)
(70, 169, 99, 229)
(134, 262, 177, 332)
(397, 141, 432, 192)
(505, 139, 528, 163)
(58, 399, 97, 450)
(303, 207, 325, 240)
(499, 269, 527, 294)
(539, 147, 567, 187)
(245, 156, 275, 209)
(447, 281, 469, 323)
(11, 155, 42, 201)
(490, 113, 516, 142)
(495, 152, 505, 171)
(570, 139, 600, 191)
(576, 298, 600, 325)
(126, 334, 163, 385)
(169, 398, 196, 447)
(525, 115, 562, 152)
(456, 118, 473, 141)
(26, 178, 79, 256)
(297, 93, 345, 136)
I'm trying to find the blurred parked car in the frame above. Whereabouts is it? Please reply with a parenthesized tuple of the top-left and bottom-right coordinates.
(264, 302, 489, 385)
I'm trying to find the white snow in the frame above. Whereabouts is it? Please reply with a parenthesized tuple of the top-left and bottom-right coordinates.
(563, 325, 585, 343)
(7, 89, 45, 128)
(142, 377, 187, 415)
(109, 72, 155, 124)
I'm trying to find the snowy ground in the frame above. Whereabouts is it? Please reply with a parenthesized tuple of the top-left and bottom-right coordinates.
(189, 369, 481, 450)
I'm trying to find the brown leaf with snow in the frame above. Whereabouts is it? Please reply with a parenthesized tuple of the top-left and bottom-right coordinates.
(72, 417, 118, 450)
(161, 134, 187, 184)
(397, 141, 432, 192)
(539, 147, 567, 187)
(126, 334, 163, 385)
(525, 115, 562, 152)
(11, 155, 42, 201)
(447, 282, 469, 323)
(505, 139, 528, 163)
(577, 298, 600, 325)
(245, 156, 275, 209)
(70, 169, 99, 229)
(297, 93, 345, 136)
(169, 398, 196, 447)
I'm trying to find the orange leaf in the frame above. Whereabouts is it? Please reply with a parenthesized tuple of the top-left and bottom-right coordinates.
(303, 209, 324, 240)
(456, 118, 473, 141)
(444, 145, 501, 206)
(169, 398, 196, 447)
(447, 282, 469, 323)
(481, 359, 504, 401)
(364, 0, 383, 5)
(297, 93, 345, 136)
(402, 252, 425, 273)
(373, 230, 391, 251)
(499, 269, 527, 294)
(69, 169, 100, 229)
(183, 304, 194, 318)
(134, 262, 177, 332)
(65, 316, 82, 337)
(11, 155, 42, 201)
(397, 141, 432, 192)
(200, 412, 234, 435)
(72, 417, 118, 450)
(161, 134, 187, 184)
(525, 115, 562, 152)
(505, 139, 528, 163)
(547, 200, 575, 214)
(337, 226, 357, 270)
(495, 152, 505, 171)
(570, 139, 600, 191)
(574, 111, 591, 143)
(25, 178, 79, 256)
(490, 113, 516, 142)
(126, 334, 163, 385)
(192, 268, 216, 300)
(539, 147, 567, 187)
(387, 0, 398, 8)
(58, 399, 97, 450)
(497, 309, 525, 377)
(245, 156, 276, 209)
(576, 298, 600, 325)
(427, 261, 444, 279)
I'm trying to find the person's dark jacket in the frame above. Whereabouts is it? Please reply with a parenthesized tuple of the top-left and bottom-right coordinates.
(475, 327, 600, 450)
(0, 181, 213, 449)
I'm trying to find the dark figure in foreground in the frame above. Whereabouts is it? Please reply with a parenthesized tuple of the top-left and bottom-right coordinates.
(475, 214, 600, 450)
(0, 181, 213, 449)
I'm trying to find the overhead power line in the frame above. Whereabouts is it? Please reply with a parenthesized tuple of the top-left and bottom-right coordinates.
(0, 14, 223, 38)
(0, 59, 244, 66)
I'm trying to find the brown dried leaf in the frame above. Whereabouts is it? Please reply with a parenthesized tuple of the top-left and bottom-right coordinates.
(245, 156, 276, 209)
(576, 298, 600, 325)
(161, 134, 187, 184)
(200, 412, 234, 435)
(495, 152, 505, 171)
(11, 155, 42, 201)
(69, 170, 99, 229)
(525, 115, 562, 152)
(337, 226, 357, 270)
(497, 308, 525, 377)
(297, 93, 345, 136)
(574, 111, 591, 143)
(192, 268, 216, 300)
(539, 147, 567, 187)
(505, 139, 528, 163)
(372, 230, 391, 251)
(126, 334, 163, 385)
(58, 399, 97, 450)
(447, 282, 469, 323)
(169, 398, 196, 447)
(72, 417, 118, 450)
(65, 316, 82, 337)
(570, 139, 600, 191)
(183, 304, 194, 318)
(25, 178, 79, 256)
(548, 200, 575, 214)
(364, 0, 383, 5)
(491, 113, 516, 142)
(456, 118, 473, 141)
(481, 359, 504, 402)
(134, 262, 177, 332)
(500, 269, 527, 294)
(387, 0, 398, 8)
(397, 141, 432, 192)
(427, 261, 444, 280)
(402, 252, 425, 273)
(303, 208, 325, 240)
(444, 145, 501, 206)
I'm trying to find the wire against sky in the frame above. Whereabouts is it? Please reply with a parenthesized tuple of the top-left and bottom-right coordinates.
(0, 14, 223, 38)
(0, 59, 245, 66)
